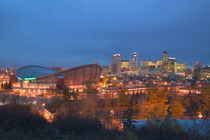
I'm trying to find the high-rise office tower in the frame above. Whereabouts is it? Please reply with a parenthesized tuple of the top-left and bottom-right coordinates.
(193, 61, 202, 81)
(177, 63, 187, 73)
(155, 60, 163, 70)
(168, 57, 177, 74)
(112, 54, 122, 75)
(121, 60, 130, 71)
(131, 52, 138, 71)
(163, 51, 168, 71)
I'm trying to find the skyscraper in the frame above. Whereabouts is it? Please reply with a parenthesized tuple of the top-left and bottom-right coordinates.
(121, 60, 130, 71)
(193, 61, 202, 81)
(112, 54, 122, 75)
(163, 51, 168, 72)
(168, 57, 177, 74)
(176, 63, 187, 74)
(131, 52, 138, 71)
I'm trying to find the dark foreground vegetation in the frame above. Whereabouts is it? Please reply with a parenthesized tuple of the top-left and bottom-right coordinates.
(0, 82, 209, 139)
(0, 104, 209, 140)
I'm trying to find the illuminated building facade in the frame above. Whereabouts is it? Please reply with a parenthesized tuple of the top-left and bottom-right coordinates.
(140, 60, 156, 76)
(168, 57, 177, 74)
(139, 60, 162, 76)
(102, 73, 108, 87)
(176, 63, 187, 74)
(155, 60, 163, 69)
(121, 60, 130, 71)
(201, 66, 210, 79)
(163, 51, 168, 71)
(112, 54, 122, 75)
(131, 52, 138, 71)
(0, 68, 16, 88)
(140, 60, 155, 67)
(0, 68, 15, 75)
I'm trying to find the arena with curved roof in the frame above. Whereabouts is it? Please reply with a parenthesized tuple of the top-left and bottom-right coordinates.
(16, 65, 58, 80)
(16, 64, 101, 85)
(13, 64, 102, 95)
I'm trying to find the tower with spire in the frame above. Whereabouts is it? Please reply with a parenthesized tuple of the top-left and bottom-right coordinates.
(131, 52, 138, 71)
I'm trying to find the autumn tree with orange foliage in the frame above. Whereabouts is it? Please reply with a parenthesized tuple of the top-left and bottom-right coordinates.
(139, 87, 169, 119)
(82, 80, 99, 118)
(169, 95, 185, 118)
(199, 85, 210, 117)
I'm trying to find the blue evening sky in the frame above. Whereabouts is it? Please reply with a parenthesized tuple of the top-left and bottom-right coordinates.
(0, 0, 210, 68)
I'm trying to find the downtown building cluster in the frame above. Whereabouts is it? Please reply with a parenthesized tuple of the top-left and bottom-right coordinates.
(109, 51, 187, 76)
(103, 51, 210, 81)
(98, 51, 210, 96)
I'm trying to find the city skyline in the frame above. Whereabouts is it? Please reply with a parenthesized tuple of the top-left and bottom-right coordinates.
(0, 0, 210, 67)
(0, 1, 209, 139)
(0, 50, 207, 69)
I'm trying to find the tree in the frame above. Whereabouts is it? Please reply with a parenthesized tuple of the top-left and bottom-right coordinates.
(183, 94, 201, 117)
(69, 90, 80, 100)
(117, 86, 130, 108)
(1, 83, 4, 89)
(137, 117, 188, 140)
(169, 96, 185, 118)
(62, 87, 71, 102)
(145, 79, 153, 88)
(118, 86, 128, 95)
(199, 85, 210, 117)
(0, 82, 12, 90)
(124, 96, 139, 125)
(8, 82, 12, 89)
(2, 82, 12, 89)
(1, 94, 8, 104)
(11, 95, 20, 104)
(139, 87, 169, 119)
(103, 93, 113, 109)
(83, 80, 98, 99)
(82, 81, 99, 118)
(0, 104, 49, 138)
(5, 82, 8, 89)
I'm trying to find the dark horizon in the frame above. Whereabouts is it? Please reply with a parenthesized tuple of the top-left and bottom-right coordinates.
(0, 0, 210, 68)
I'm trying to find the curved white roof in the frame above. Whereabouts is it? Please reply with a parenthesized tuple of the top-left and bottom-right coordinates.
(16, 65, 58, 79)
